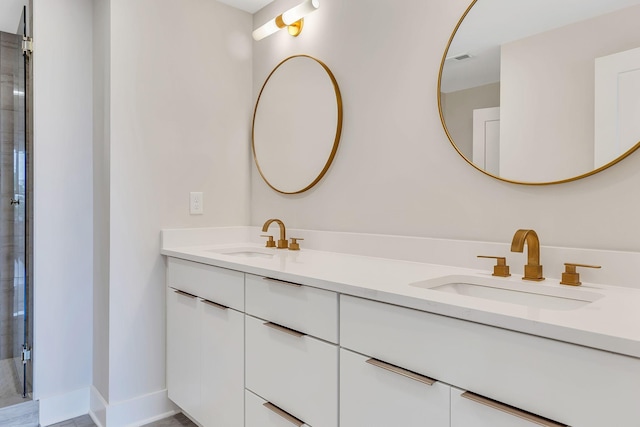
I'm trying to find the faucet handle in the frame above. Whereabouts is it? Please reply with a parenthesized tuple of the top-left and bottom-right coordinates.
(560, 263, 601, 286)
(261, 234, 276, 248)
(477, 256, 511, 277)
(288, 237, 304, 251)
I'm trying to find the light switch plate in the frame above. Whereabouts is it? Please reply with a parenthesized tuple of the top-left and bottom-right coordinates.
(190, 192, 203, 215)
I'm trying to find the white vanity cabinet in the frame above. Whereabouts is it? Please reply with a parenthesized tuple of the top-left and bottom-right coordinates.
(245, 274, 339, 427)
(340, 294, 640, 427)
(166, 258, 245, 427)
(164, 250, 640, 427)
(340, 348, 450, 427)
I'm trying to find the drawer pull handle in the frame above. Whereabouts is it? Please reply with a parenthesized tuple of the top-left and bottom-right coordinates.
(461, 391, 567, 427)
(263, 322, 306, 338)
(171, 288, 197, 299)
(200, 298, 228, 310)
(262, 277, 302, 288)
(366, 358, 436, 386)
(263, 402, 305, 427)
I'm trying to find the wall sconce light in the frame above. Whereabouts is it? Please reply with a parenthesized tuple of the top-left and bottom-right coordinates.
(252, 0, 320, 41)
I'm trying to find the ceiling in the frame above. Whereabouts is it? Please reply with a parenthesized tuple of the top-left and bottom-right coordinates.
(217, 0, 274, 14)
(441, 0, 640, 93)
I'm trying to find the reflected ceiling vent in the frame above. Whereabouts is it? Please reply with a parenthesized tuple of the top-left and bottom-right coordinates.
(446, 53, 473, 62)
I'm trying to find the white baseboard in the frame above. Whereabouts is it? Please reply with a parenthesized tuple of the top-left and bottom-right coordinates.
(89, 386, 178, 427)
(39, 387, 90, 426)
(89, 386, 107, 427)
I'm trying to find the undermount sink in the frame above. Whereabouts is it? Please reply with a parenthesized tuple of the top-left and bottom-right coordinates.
(207, 247, 274, 259)
(410, 275, 603, 311)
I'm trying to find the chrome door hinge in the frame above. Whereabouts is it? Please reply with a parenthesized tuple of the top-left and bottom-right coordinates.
(22, 37, 33, 54)
(21, 346, 31, 364)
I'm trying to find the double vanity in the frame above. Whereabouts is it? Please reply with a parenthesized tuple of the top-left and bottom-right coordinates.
(161, 224, 640, 427)
(227, 0, 640, 424)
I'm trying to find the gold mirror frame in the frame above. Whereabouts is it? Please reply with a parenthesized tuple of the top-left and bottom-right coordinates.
(252, 55, 343, 194)
(437, 0, 640, 186)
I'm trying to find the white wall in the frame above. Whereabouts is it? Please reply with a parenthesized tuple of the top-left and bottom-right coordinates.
(104, 0, 252, 416)
(93, 0, 111, 405)
(250, 0, 640, 252)
(0, 0, 27, 34)
(32, 0, 94, 423)
(500, 5, 640, 182)
(30, 0, 252, 424)
(26, 0, 640, 423)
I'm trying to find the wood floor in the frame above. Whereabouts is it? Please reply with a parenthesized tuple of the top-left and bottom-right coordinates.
(0, 400, 38, 427)
(46, 414, 95, 427)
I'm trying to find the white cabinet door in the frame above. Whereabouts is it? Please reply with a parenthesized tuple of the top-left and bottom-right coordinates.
(200, 300, 244, 427)
(340, 349, 450, 427)
(166, 258, 246, 426)
(451, 387, 566, 427)
(166, 287, 200, 419)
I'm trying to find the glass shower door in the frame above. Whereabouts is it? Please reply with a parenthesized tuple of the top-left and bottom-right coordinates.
(0, 5, 30, 409)
(14, 5, 31, 399)
(12, 35, 28, 399)
(11, 110, 27, 398)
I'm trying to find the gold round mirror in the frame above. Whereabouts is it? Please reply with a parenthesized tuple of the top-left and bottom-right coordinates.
(438, 0, 640, 185)
(252, 55, 343, 194)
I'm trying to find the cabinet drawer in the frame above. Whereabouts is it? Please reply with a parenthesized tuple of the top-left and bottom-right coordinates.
(246, 390, 312, 427)
(245, 274, 338, 343)
(451, 387, 566, 427)
(340, 348, 450, 427)
(340, 295, 640, 427)
(167, 257, 244, 311)
(245, 315, 337, 427)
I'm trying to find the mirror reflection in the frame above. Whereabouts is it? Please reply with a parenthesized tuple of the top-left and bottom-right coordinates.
(253, 55, 342, 194)
(439, 0, 640, 184)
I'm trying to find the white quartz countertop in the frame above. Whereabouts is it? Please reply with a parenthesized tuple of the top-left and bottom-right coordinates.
(162, 241, 640, 359)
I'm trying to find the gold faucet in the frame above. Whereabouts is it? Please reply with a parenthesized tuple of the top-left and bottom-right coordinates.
(262, 218, 288, 249)
(510, 229, 544, 281)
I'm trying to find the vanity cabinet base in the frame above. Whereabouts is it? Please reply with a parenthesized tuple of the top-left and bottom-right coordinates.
(340, 295, 640, 427)
(165, 257, 640, 427)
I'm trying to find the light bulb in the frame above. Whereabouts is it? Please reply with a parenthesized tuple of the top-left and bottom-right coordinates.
(282, 0, 319, 26)
(252, 18, 282, 41)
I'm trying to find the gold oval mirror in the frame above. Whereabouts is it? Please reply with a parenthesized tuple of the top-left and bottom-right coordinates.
(252, 55, 343, 194)
(439, 0, 640, 185)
